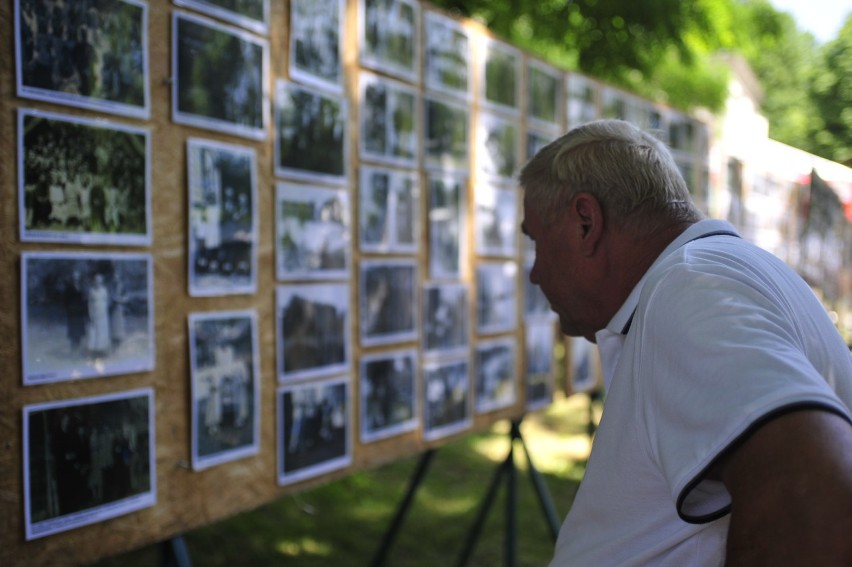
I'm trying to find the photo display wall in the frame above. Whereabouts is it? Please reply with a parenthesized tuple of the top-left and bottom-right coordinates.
(0, 0, 708, 563)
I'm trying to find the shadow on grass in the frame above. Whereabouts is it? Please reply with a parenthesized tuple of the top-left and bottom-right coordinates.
(91, 396, 595, 567)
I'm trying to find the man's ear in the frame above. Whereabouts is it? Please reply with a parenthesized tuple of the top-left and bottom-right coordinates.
(572, 192, 604, 255)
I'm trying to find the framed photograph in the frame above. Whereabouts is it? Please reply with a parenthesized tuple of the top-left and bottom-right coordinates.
(360, 260, 418, 347)
(359, 71, 419, 167)
(18, 109, 151, 246)
(23, 388, 155, 540)
(289, 0, 343, 92)
(189, 310, 261, 471)
(21, 252, 155, 386)
(475, 181, 518, 258)
(427, 170, 468, 280)
(276, 283, 351, 381)
(479, 37, 521, 114)
(172, 10, 269, 140)
(278, 377, 351, 486)
(359, 0, 420, 83)
(424, 94, 469, 172)
(360, 348, 418, 443)
(566, 72, 599, 127)
(275, 80, 348, 184)
(476, 261, 518, 335)
(15, 0, 150, 119)
(359, 166, 419, 254)
(423, 357, 471, 441)
(525, 320, 555, 411)
(527, 58, 562, 129)
(424, 11, 469, 99)
(526, 125, 559, 162)
(173, 0, 269, 35)
(476, 111, 519, 182)
(422, 282, 469, 357)
(275, 183, 351, 281)
(187, 138, 258, 296)
(524, 260, 554, 322)
(475, 337, 517, 414)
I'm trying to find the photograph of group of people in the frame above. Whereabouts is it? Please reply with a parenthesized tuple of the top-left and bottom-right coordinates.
(22, 252, 154, 385)
(360, 349, 418, 443)
(23, 389, 155, 540)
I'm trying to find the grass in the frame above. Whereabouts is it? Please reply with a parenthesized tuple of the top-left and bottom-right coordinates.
(91, 393, 600, 567)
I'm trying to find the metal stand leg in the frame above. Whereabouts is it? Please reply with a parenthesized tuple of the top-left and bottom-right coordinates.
(161, 535, 192, 567)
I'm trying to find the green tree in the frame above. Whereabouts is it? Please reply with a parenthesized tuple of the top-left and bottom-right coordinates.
(809, 16, 852, 165)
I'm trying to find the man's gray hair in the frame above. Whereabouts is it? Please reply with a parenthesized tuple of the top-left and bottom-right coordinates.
(519, 119, 703, 232)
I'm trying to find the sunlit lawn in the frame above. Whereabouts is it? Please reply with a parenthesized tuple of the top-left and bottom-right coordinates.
(92, 393, 599, 567)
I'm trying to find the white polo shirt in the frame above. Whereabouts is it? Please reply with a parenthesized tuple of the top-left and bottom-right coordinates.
(549, 219, 852, 567)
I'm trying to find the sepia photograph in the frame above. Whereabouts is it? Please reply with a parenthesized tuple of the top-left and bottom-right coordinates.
(527, 58, 562, 128)
(276, 183, 350, 281)
(524, 260, 555, 322)
(359, 71, 419, 167)
(277, 283, 350, 381)
(360, 349, 418, 443)
(187, 138, 258, 296)
(278, 377, 351, 486)
(15, 0, 149, 118)
(174, 0, 269, 35)
(19, 109, 151, 246)
(423, 357, 471, 441)
(21, 252, 155, 385)
(422, 282, 469, 357)
(424, 95, 469, 172)
(173, 10, 268, 140)
(290, 0, 344, 92)
(476, 111, 519, 182)
(475, 337, 517, 414)
(525, 320, 555, 411)
(23, 388, 155, 540)
(475, 181, 518, 258)
(428, 171, 468, 279)
(479, 37, 521, 114)
(360, 260, 418, 347)
(476, 261, 518, 335)
(189, 310, 260, 471)
(275, 79, 348, 184)
(424, 10, 469, 98)
(359, 166, 419, 254)
(359, 0, 420, 83)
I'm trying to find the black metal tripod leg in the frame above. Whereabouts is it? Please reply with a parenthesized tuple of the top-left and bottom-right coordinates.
(517, 429, 562, 541)
(161, 535, 192, 567)
(455, 451, 511, 567)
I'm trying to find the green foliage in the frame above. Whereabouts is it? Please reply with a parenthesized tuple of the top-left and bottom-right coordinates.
(809, 16, 852, 165)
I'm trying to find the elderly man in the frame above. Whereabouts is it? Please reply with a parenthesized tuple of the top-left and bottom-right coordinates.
(520, 119, 852, 566)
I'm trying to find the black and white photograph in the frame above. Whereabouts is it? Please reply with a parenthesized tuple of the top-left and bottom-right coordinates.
(475, 337, 517, 414)
(278, 377, 351, 486)
(174, 0, 269, 35)
(428, 171, 468, 279)
(19, 109, 151, 246)
(479, 37, 521, 114)
(189, 310, 260, 471)
(423, 357, 471, 441)
(359, 0, 420, 83)
(276, 183, 350, 281)
(526, 126, 558, 161)
(422, 282, 469, 357)
(187, 138, 258, 296)
(524, 260, 554, 322)
(424, 11, 469, 98)
(424, 94, 469, 172)
(527, 58, 562, 128)
(570, 337, 598, 394)
(359, 166, 419, 254)
(173, 10, 268, 140)
(566, 72, 599, 127)
(359, 71, 419, 167)
(476, 261, 518, 335)
(360, 260, 418, 347)
(476, 111, 519, 182)
(290, 0, 344, 93)
(525, 320, 555, 411)
(15, 0, 150, 119)
(277, 283, 350, 381)
(275, 79, 348, 184)
(22, 252, 155, 385)
(23, 388, 155, 540)
(475, 181, 518, 258)
(360, 349, 418, 443)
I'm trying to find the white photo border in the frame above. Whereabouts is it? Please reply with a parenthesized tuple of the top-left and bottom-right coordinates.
(289, 0, 345, 93)
(359, 347, 419, 443)
(427, 169, 469, 280)
(474, 179, 518, 258)
(524, 320, 555, 412)
(477, 36, 522, 116)
(173, 0, 270, 35)
(424, 10, 470, 100)
(359, 258, 419, 347)
(474, 336, 518, 414)
(476, 260, 518, 335)
(422, 356, 472, 442)
(358, 165, 420, 255)
(358, 0, 421, 84)
(358, 70, 420, 168)
(422, 282, 470, 358)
